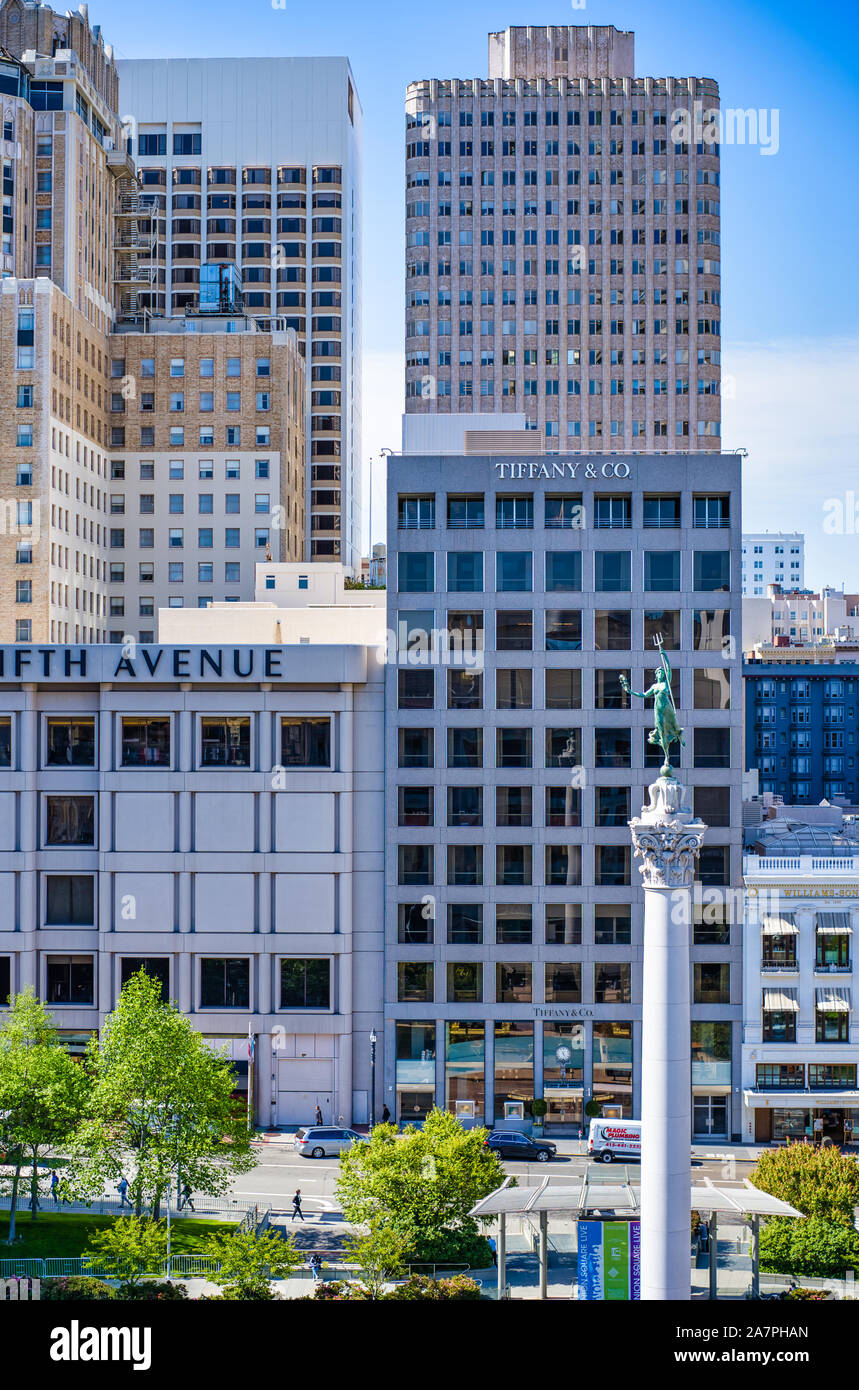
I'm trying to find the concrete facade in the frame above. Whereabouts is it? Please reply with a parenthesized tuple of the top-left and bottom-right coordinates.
(741, 533, 804, 597)
(386, 449, 743, 1138)
(0, 638, 384, 1128)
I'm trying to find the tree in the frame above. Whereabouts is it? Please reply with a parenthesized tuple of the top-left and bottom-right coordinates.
(66, 971, 255, 1216)
(83, 1216, 168, 1289)
(759, 1215, 859, 1278)
(0, 990, 89, 1241)
(336, 1108, 504, 1265)
(750, 1141, 859, 1225)
(344, 1219, 410, 1299)
(202, 1227, 302, 1299)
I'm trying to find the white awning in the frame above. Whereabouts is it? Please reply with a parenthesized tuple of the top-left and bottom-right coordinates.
(468, 1177, 802, 1219)
(762, 914, 798, 936)
(744, 1090, 859, 1109)
(816, 912, 852, 935)
(815, 987, 852, 1013)
(762, 987, 799, 1012)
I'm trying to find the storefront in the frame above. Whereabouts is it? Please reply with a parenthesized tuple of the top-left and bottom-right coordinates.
(747, 1091, 859, 1144)
(543, 1022, 585, 1132)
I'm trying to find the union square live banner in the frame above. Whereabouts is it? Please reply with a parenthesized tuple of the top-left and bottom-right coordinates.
(577, 1221, 641, 1300)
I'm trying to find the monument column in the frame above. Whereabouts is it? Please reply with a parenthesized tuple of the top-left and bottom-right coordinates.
(630, 775, 706, 1301)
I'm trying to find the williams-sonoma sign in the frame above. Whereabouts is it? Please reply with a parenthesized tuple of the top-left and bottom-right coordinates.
(0, 646, 332, 683)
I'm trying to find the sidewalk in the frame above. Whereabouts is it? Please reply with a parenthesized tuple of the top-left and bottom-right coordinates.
(252, 1129, 771, 1161)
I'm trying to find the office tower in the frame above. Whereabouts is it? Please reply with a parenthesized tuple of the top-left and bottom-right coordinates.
(405, 25, 722, 451)
(741, 532, 804, 595)
(116, 58, 363, 567)
(105, 316, 305, 636)
(386, 449, 743, 1138)
(0, 4, 311, 643)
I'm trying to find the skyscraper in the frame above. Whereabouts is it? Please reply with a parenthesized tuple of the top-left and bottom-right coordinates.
(117, 58, 363, 568)
(405, 25, 721, 451)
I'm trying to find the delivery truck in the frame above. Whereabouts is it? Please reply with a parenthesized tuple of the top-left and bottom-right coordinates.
(587, 1118, 642, 1163)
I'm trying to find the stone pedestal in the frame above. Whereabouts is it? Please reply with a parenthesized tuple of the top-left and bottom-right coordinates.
(630, 774, 706, 1302)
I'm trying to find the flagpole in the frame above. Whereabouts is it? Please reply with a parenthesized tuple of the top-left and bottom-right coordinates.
(247, 1025, 254, 1133)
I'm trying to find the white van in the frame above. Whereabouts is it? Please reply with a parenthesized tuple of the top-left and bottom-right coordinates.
(588, 1119, 642, 1163)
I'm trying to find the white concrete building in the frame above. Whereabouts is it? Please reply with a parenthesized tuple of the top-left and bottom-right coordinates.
(741, 533, 804, 596)
(742, 813, 859, 1144)
(117, 55, 363, 567)
(0, 626, 384, 1128)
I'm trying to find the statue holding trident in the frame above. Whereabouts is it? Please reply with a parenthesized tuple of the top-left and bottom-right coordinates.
(619, 635, 684, 777)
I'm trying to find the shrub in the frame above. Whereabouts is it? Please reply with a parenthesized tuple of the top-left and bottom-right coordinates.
(784, 1287, 829, 1301)
(117, 1280, 188, 1301)
(760, 1216, 859, 1278)
(310, 1280, 372, 1301)
(42, 1276, 117, 1301)
(386, 1273, 482, 1301)
(411, 1230, 493, 1269)
(750, 1142, 859, 1225)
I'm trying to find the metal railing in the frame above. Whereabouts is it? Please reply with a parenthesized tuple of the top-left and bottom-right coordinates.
(0, 1255, 223, 1280)
(0, 1190, 247, 1220)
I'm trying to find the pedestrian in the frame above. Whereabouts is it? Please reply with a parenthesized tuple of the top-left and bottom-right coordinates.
(179, 1182, 195, 1212)
(381, 1104, 391, 1124)
(813, 1116, 824, 1148)
(50, 1171, 59, 1206)
(487, 1235, 497, 1266)
(315, 1104, 323, 1127)
(116, 1176, 129, 1209)
(309, 1252, 323, 1283)
(291, 1188, 304, 1222)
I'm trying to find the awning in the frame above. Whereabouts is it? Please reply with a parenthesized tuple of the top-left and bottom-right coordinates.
(762, 914, 798, 936)
(816, 912, 852, 935)
(762, 987, 799, 1012)
(815, 987, 852, 1013)
(468, 1177, 802, 1220)
(744, 1090, 859, 1109)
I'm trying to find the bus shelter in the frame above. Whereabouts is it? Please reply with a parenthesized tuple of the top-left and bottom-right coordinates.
(469, 1177, 802, 1300)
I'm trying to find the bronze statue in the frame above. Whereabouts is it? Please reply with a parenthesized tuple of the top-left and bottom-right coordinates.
(619, 637, 684, 777)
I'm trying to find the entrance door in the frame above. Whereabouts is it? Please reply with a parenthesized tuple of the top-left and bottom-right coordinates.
(754, 1108, 772, 1144)
(277, 1057, 335, 1126)
(693, 1095, 729, 1140)
(822, 1109, 843, 1142)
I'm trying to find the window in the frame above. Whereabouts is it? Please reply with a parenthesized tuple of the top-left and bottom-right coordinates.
(694, 964, 730, 1004)
(201, 958, 250, 1009)
(595, 845, 630, 886)
(45, 796, 95, 846)
(595, 551, 631, 591)
(200, 717, 251, 768)
(447, 904, 483, 943)
(694, 609, 730, 652)
(398, 902, 433, 945)
(121, 718, 171, 767)
(694, 668, 731, 710)
(643, 495, 681, 529)
(496, 963, 532, 1003)
(496, 905, 532, 945)
(595, 728, 631, 768)
(447, 552, 483, 592)
(398, 670, 434, 709)
(448, 669, 482, 709)
(398, 845, 433, 885)
(694, 551, 730, 591)
(595, 905, 632, 945)
(46, 956, 94, 1005)
(545, 610, 582, 650)
(595, 963, 631, 1004)
(281, 717, 331, 767)
(497, 727, 531, 769)
(545, 963, 581, 1003)
(644, 551, 681, 590)
(693, 786, 731, 827)
(694, 728, 730, 768)
(496, 551, 532, 592)
(496, 786, 532, 827)
(46, 718, 95, 767)
(496, 845, 532, 886)
(496, 610, 532, 650)
(546, 552, 582, 591)
(546, 845, 582, 886)
(280, 958, 330, 1009)
(120, 957, 169, 1001)
(447, 785, 481, 827)
(546, 786, 581, 826)
(496, 668, 532, 710)
(45, 875, 94, 926)
(816, 1011, 849, 1043)
(398, 962, 434, 1003)
(496, 495, 533, 529)
(545, 669, 582, 709)
(399, 552, 434, 593)
(595, 787, 631, 827)
(398, 728, 433, 768)
(447, 963, 482, 1003)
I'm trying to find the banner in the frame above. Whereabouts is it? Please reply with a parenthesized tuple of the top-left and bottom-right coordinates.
(577, 1220, 640, 1300)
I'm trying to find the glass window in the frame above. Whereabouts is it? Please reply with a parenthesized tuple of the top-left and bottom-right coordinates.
(644, 610, 681, 649)
(693, 551, 730, 591)
(595, 728, 631, 768)
(399, 786, 434, 827)
(396, 1021, 436, 1120)
(45, 876, 94, 925)
(447, 903, 483, 943)
(594, 610, 631, 650)
(448, 845, 483, 886)
(694, 963, 730, 1004)
(545, 669, 582, 709)
(545, 963, 581, 1002)
(493, 1021, 533, 1122)
(280, 958, 331, 1009)
(546, 786, 581, 827)
(398, 845, 433, 885)
(595, 787, 630, 827)
(448, 669, 482, 709)
(399, 552, 434, 592)
(447, 785, 482, 827)
(546, 609, 582, 650)
(497, 727, 531, 768)
(45, 796, 95, 846)
(447, 552, 483, 592)
(445, 1021, 484, 1117)
(593, 1021, 633, 1117)
(398, 962, 434, 1003)
(595, 845, 630, 886)
(46, 956, 94, 1005)
(46, 718, 95, 767)
(496, 844, 532, 886)
(447, 964, 483, 1004)
(496, 668, 532, 709)
(398, 728, 433, 768)
(448, 727, 482, 768)
(644, 551, 681, 590)
(545, 845, 582, 885)
(398, 670, 434, 709)
(595, 905, 632, 944)
(121, 718, 170, 767)
(495, 786, 532, 827)
(595, 962, 631, 1004)
(693, 668, 731, 710)
(496, 551, 532, 592)
(281, 717, 331, 766)
(546, 551, 582, 591)
(545, 905, 582, 944)
(694, 728, 730, 768)
(398, 903, 433, 945)
(120, 957, 169, 1001)
(496, 610, 532, 650)
(201, 958, 250, 1009)
(496, 904, 532, 945)
(595, 551, 631, 591)
(496, 964, 532, 1003)
(200, 717, 251, 767)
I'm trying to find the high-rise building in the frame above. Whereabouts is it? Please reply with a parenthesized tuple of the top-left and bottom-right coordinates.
(386, 446, 743, 1138)
(741, 532, 804, 596)
(404, 24, 721, 451)
(0, 4, 312, 643)
(116, 58, 363, 568)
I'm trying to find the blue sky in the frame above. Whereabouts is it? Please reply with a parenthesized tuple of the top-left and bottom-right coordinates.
(93, 0, 859, 582)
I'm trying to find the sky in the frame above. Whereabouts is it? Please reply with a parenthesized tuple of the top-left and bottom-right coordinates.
(90, 0, 859, 585)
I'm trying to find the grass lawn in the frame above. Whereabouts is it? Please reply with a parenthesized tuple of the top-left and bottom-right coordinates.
(0, 1213, 229, 1259)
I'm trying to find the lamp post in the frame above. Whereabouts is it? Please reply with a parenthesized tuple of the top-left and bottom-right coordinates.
(369, 1028, 377, 1131)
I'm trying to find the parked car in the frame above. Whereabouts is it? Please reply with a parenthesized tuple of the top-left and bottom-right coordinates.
(294, 1126, 368, 1158)
(483, 1131, 558, 1162)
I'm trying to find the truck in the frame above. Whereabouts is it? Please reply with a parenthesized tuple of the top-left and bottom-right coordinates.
(587, 1118, 642, 1163)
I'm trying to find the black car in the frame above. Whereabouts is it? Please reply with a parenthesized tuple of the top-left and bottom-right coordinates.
(484, 1131, 558, 1162)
